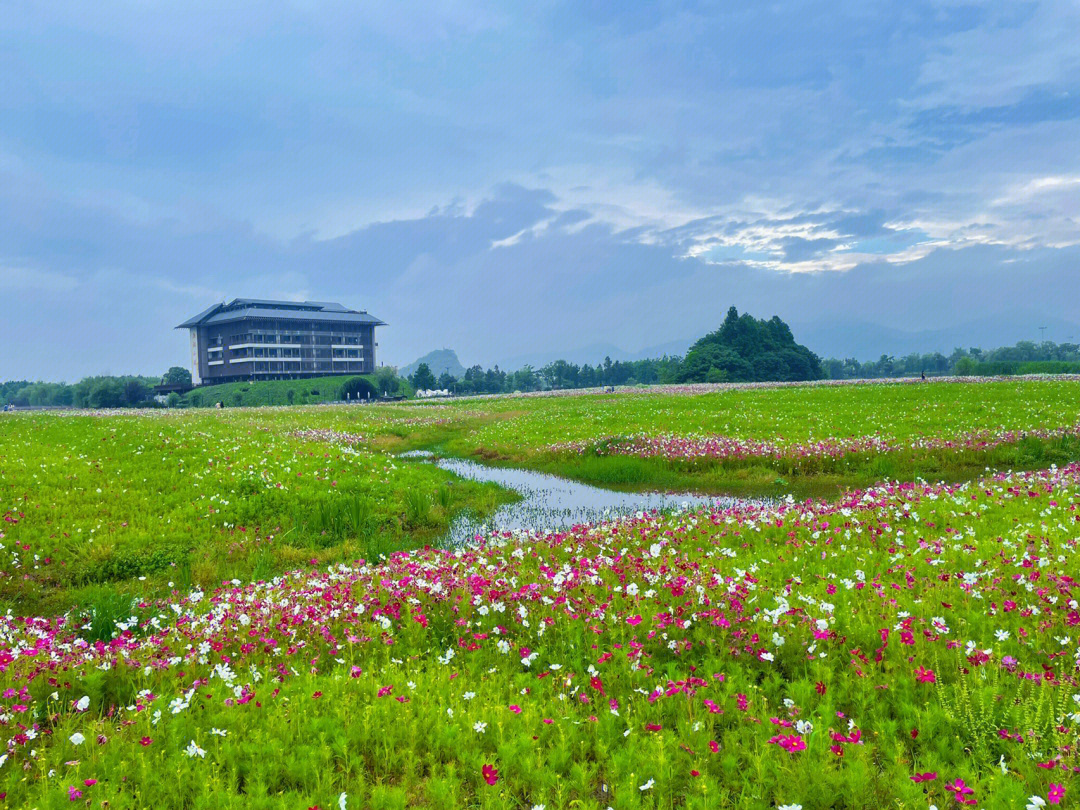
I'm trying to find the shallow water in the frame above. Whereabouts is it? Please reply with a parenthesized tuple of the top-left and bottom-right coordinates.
(403, 451, 771, 545)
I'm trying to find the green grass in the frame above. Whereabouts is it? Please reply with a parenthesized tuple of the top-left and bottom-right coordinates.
(180, 374, 410, 407)
(2, 378, 1080, 807)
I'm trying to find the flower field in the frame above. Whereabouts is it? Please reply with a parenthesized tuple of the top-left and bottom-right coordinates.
(1, 378, 1079, 807)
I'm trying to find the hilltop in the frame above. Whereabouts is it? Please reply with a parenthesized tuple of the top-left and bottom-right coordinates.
(399, 349, 466, 380)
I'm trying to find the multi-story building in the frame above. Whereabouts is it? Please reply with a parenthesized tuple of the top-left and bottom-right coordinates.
(177, 298, 385, 386)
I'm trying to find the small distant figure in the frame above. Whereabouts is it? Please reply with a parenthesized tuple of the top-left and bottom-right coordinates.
(920, 371, 926, 381)
(215, 401, 224, 409)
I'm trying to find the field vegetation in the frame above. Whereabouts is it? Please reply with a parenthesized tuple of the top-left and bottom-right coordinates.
(0, 377, 1078, 807)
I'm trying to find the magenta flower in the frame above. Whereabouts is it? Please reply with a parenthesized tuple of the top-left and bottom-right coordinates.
(481, 764, 499, 786)
(1048, 784, 1065, 805)
(911, 772, 937, 783)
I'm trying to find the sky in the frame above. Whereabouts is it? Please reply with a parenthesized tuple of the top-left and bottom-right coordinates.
(2, 0, 1079, 381)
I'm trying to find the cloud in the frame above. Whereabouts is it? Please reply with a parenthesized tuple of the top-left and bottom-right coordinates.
(3, 2, 1080, 378)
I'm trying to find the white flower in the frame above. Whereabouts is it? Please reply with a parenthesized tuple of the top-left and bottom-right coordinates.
(69, 732, 85, 745)
(210, 728, 227, 737)
(795, 720, 813, 735)
(184, 740, 206, 758)
(75, 696, 90, 712)
(338, 792, 348, 810)
(473, 721, 487, 734)
(760, 651, 775, 662)
(639, 779, 655, 791)
(778, 805, 802, 810)
(1026, 797, 1047, 810)
(531, 805, 546, 810)
(549, 663, 562, 670)
(994, 629, 1010, 641)
(463, 691, 476, 700)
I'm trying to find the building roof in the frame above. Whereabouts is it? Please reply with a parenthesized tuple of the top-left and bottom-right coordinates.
(176, 298, 386, 329)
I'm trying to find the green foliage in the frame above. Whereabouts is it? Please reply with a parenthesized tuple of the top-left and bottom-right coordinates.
(410, 363, 437, 391)
(179, 374, 391, 407)
(678, 307, 822, 382)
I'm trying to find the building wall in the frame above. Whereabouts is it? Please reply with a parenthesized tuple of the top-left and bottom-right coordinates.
(191, 318, 377, 385)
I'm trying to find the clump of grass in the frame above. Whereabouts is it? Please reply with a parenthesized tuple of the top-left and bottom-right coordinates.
(80, 589, 137, 642)
(404, 489, 433, 527)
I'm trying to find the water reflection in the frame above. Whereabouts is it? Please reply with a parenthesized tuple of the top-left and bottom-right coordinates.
(402, 451, 771, 545)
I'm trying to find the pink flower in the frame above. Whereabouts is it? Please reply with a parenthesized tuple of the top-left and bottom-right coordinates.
(626, 615, 642, 626)
(377, 685, 393, 697)
(911, 772, 937, 783)
(915, 666, 936, 683)
(709, 740, 719, 753)
(350, 666, 362, 678)
(508, 705, 522, 714)
(1048, 784, 1065, 805)
(68, 786, 83, 801)
(945, 778, 975, 804)
(83, 779, 97, 787)
(481, 764, 499, 786)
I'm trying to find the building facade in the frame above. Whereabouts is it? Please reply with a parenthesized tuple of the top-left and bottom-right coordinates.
(177, 299, 385, 386)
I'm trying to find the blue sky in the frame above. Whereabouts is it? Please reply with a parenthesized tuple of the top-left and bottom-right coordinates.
(2, 1, 1079, 380)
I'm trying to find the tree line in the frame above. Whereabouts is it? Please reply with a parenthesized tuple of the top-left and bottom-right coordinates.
(821, 341, 1080, 379)
(5, 332, 1079, 408)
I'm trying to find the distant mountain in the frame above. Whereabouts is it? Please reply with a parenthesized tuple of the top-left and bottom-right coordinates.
(400, 349, 466, 380)
(497, 338, 693, 371)
(791, 311, 1080, 362)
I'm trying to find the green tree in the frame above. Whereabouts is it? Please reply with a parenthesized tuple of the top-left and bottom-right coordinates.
(123, 379, 148, 406)
(162, 366, 192, 387)
(410, 363, 436, 391)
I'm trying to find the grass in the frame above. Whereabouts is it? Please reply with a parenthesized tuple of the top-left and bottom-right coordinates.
(180, 374, 409, 407)
(1, 377, 1080, 807)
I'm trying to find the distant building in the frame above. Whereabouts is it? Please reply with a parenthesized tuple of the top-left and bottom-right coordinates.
(177, 298, 385, 386)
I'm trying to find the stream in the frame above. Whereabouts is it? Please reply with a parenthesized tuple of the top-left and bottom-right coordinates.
(400, 451, 772, 545)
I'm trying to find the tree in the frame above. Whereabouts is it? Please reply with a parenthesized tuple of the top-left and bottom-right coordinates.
(162, 366, 192, 387)
(437, 372, 457, 390)
(677, 309, 821, 383)
(374, 366, 399, 396)
(89, 378, 124, 408)
(410, 362, 436, 391)
(340, 376, 377, 400)
(123, 379, 148, 406)
(166, 392, 181, 408)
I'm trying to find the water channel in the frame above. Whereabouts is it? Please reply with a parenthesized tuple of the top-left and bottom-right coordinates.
(400, 451, 772, 545)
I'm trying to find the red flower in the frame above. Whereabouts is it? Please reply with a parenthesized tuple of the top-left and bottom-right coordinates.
(814, 681, 826, 695)
(645, 723, 663, 732)
(140, 737, 152, 746)
(910, 728, 918, 739)
(481, 764, 499, 786)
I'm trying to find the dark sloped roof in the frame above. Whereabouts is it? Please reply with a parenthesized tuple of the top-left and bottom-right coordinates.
(177, 298, 385, 328)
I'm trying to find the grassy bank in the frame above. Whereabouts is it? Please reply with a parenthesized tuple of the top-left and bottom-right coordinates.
(181, 374, 410, 408)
